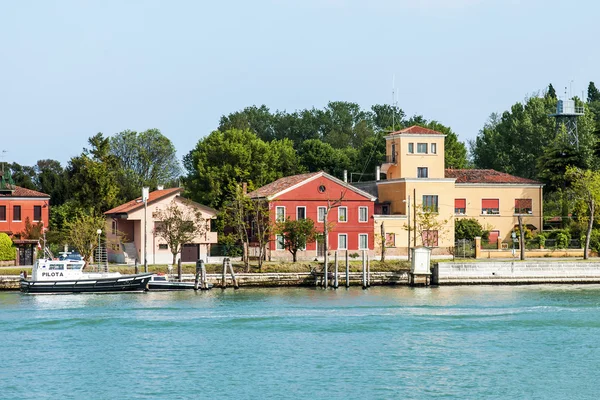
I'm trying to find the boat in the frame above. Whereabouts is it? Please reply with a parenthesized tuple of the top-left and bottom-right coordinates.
(20, 257, 153, 294)
(147, 274, 212, 291)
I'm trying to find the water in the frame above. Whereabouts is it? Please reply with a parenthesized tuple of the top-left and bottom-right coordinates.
(2, 285, 600, 399)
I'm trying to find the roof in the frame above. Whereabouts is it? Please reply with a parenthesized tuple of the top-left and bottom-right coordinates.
(104, 188, 182, 215)
(445, 169, 542, 184)
(247, 172, 321, 199)
(247, 171, 377, 201)
(389, 125, 444, 135)
(0, 186, 49, 198)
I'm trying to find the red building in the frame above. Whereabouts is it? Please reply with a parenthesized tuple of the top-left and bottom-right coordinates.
(248, 171, 376, 260)
(0, 169, 50, 265)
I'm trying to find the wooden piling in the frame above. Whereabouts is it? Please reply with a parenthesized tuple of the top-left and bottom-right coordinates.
(324, 254, 328, 289)
(345, 250, 349, 288)
(366, 253, 371, 287)
(227, 258, 239, 289)
(221, 258, 227, 288)
(177, 258, 182, 282)
(362, 250, 367, 289)
(201, 261, 208, 290)
(334, 251, 339, 289)
(194, 260, 201, 291)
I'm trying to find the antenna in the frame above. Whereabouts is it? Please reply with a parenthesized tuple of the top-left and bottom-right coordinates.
(392, 74, 396, 131)
(0, 150, 6, 172)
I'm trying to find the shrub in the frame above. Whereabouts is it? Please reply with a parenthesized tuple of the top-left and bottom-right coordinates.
(555, 232, 569, 249)
(455, 218, 484, 240)
(588, 229, 600, 253)
(0, 233, 16, 261)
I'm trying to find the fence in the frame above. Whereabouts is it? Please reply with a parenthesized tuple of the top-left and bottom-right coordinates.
(453, 239, 475, 258)
(210, 244, 243, 257)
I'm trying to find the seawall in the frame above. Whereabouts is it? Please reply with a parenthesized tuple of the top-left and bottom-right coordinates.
(0, 271, 411, 291)
(436, 261, 600, 284)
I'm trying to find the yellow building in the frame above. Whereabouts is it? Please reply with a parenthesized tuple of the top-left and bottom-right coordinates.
(355, 125, 544, 256)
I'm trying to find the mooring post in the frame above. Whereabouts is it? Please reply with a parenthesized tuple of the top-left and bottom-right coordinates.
(194, 259, 201, 291)
(367, 253, 371, 287)
(324, 253, 328, 289)
(177, 258, 182, 282)
(334, 251, 339, 289)
(345, 250, 349, 288)
(227, 258, 239, 289)
(134, 259, 139, 275)
(362, 250, 367, 289)
(201, 260, 208, 290)
(221, 258, 227, 289)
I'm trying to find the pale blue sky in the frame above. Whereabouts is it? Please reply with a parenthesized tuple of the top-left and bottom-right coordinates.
(1, 0, 597, 168)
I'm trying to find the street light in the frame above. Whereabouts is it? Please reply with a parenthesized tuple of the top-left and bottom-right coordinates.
(96, 229, 102, 271)
(142, 187, 149, 273)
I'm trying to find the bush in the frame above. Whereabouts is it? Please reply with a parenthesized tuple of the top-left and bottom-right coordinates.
(555, 232, 569, 249)
(588, 229, 600, 253)
(0, 233, 16, 261)
(455, 218, 484, 240)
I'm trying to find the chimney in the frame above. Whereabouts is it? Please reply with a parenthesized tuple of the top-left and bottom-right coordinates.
(157, 185, 164, 191)
(242, 182, 247, 195)
(343, 170, 348, 183)
(376, 166, 380, 181)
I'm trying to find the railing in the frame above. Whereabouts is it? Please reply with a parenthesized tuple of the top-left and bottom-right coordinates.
(384, 154, 397, 164)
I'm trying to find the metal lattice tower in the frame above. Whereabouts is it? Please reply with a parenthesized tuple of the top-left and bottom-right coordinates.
(549, 98, 584, 149)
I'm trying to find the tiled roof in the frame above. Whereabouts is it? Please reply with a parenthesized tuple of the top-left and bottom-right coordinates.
(247, 172, 321, 199)
(390, 125, 444, 135)
(104, 188, 182, 215)
(445, 169, 541, 184)
(0, 186, 49, 197)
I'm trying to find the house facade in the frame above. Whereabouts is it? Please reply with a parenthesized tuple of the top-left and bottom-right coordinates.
(248, 171, 377, 261)
(104, 188, 218, 265)
(354, 125, 544, 256)
(0, 169, 50, 265)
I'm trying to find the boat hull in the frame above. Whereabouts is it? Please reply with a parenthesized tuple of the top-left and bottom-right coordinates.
(20, 273, 153, 294)
(147, 281, 196, 291)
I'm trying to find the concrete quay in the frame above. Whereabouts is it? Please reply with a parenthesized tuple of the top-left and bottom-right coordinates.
(436, 261, 600, 284)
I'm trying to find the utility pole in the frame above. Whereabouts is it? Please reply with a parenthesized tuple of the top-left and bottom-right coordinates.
(143, 187, 149, 273)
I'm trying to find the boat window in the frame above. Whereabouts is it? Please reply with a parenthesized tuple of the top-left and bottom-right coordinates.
(67, 263, 83, 270)
(49, 264, 65, 270)
(153, 276, 167, 281)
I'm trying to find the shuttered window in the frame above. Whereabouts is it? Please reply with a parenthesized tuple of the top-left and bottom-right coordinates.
(34, 206, 42, 221)
(0, 206, 5, 221)
(455, 199, 466, 215)
(481, 199, 499, 215)
(515, 199, 532, 214)
(13, 205, 21, 221)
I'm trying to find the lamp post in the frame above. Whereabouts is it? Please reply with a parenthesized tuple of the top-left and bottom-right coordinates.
(96, 229, 102, 271)
(143, 187, 149, 273)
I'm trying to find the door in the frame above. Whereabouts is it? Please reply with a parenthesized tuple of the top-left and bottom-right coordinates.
(181, 244, 199, 262)
(19, 246, 33, 266)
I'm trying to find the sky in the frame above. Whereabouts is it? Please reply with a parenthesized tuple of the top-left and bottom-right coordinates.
(1, 0, 598, 168)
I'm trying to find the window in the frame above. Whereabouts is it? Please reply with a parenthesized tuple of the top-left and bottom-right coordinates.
(13, 205, 21, 221)
(338, 207, 347, 222)
(111, 220, 117, 235)
(359, 234, 368, 250)
(482, 199, 499, 215)
(318, 185, 326, 193)
(276, 234, 285, 250)
(297, 206, 306, 220)
(417, 143, 428, 154)
(417, 167, 428, 178)
(431, 143, 437, 154)
(34, 205, 42, 221)
(408, 143, 414, 154)
(0, 206, 5, 221)
(317, 206, 326, 222)
(488, 230, 500, 244)
(391, 142, 397, 162)
(422, 230, 439, 247)
(338, 234, 347, 250)
(276, 206, 285, 222)
(422, 195, 438, 213)
(381, 205, 390, 215)
(385, 233, 395, 247)
(359, 207, 368, 222)
(515, 199, 532, 214)
(454, 199, 466, 215)
(159, 244, 168, 250)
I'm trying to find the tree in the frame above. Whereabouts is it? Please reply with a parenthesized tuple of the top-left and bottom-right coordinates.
(109, 129, 181, 200)
(153, 199, 208, 266)
(588, 82, 600, 103)
(546, 83, 557, 100)
(565, 166, 600, 259)
(35, 159, 68, 206)
(21, 217, 43, 240)
(455, 218, 484, 240)
(65, 212, 105, 268)
(276, 218, 318, 262)
(0, 233, 15, 261)
(183, 129, 303, 209)
(66, 133, 121, 213)
(8, 162, 37, 190)
(410, 205, 449, 247)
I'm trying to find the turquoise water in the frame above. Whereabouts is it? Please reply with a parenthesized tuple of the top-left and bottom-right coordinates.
(1, 285, 600, 399)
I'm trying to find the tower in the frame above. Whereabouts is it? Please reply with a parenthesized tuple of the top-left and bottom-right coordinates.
(549, 97, 584, 149)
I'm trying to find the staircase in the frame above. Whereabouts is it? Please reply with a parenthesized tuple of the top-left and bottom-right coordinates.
(122, 242, 138, 265)
(93, 243, 109, 272)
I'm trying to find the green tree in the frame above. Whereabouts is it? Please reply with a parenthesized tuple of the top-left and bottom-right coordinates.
(8, 162, 37, 190)
(218, 105, 277, 142)
(565, 166, 600, 259)
(546, 83, 557, 100)
(276, 218, 318, 262)
(35, 159, 68, 206)
(183, 129, 303, 209)
(455, 218, 484, 240)
(153, 199, 207, 266)
(0, 233, 15, 261)
(588, 82, 600, 103)
(109, 129, 181, 200)
(65, 212, 105, 268)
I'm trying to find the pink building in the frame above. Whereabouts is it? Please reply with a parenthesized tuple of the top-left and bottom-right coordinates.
(248, 171, 376, 260)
